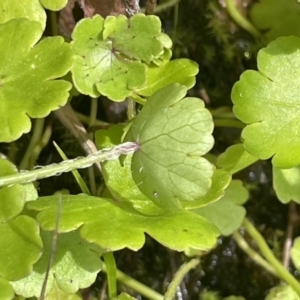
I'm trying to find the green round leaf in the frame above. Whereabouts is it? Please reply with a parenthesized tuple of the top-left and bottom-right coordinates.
(216, 144, 259, 174)
(0, 215, 42, 281)
(194, 180, 249, 236)
(265, 285, 300, 300)
(137, 59, 198, 97)
(11, 230, 101, 298)
(103, 14, 165, 63)
(273, 165, 300, 204)
(125, 83, 215, 209)
(72, 13, 170, 101)
(0, 159, 37, 222)
(0, 0, 46, 29)
(40, 0, 68, 11)
(232, 36, 300, 168)
(0, 18, 73, 142)
(250, 0, 300, 42)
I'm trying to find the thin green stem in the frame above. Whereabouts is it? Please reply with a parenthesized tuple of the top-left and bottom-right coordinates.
(103, 253, 118, 298)
(19, 118, 45, 170)
(49, 11, 58, 36)
(164, 258, 200, 300)
(127, 99, 136, 120)
(233, 231, 277, 276)
(0, 142, 139, 188)
(53, 142, 91, 195)
(28, 119, 52, 170)
(225, 0, 261, 39)
(243, 218, 300, 295)
(130, 94, 147, 105)
(75, 111, 109, 126)
(88, 97, 98, 195)
(101, 262, 164, 300)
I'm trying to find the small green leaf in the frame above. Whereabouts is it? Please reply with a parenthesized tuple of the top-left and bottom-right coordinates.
(72, 14, 169, 101)
(250, 0, 300, 42)
(27, 195, 219, 252)
(291, 237, 300, 272)
(0, 215, 42, 281)
(103, 14, 165, 63)
(0, 278, 14, 300)
(216, 144, 259, 174)
(223, 297, 246, 300)
(232, 36, 300, 168)
(40, 0, 68, 11)
(137, 59, 198, 97)
(193, 180, 249, 236)
(273, 165, 300, 204)
(102, 154, 149, 202)
(11, 230, 101, 298)
(0, 159, 38, 222)
(0, 0, 46, 29)
(125, 83, 215, 210)
(265, 285, 300, 300)
(0, 18, 73, 142)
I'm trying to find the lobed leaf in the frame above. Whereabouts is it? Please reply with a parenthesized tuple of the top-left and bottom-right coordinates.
(137, 59, 198, 97)
(0, 278, 14, 300)
(27, 195, 219, 252)
(273, 166, 300, 204)
(0, 159, 37, 222)
(125, 83, 215, 210)
(0, 215, 42, 281)
(0, 18, 73, 142)
(265, 285, 300, 300)
(71, 14, 170, 101)
(216, 144, 259, 174)
(250, 0, 300, 42)
(232, 36, 300, 168)
(193, 180, 249, 236)
(40, 0, 68, 11)
(11, 230, 101, 298)
(0, 0, 46, 29)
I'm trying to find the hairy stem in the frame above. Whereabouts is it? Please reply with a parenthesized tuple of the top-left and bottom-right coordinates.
(0, 142, 139, 187)
(103, 252, 118, 298)
(164, 258, 200, 300)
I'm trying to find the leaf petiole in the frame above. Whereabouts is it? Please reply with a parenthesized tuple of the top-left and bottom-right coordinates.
(0, 142, 139, 188)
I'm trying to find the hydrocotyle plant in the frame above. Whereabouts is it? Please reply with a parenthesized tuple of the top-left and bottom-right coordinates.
(1, 0, 300, 299)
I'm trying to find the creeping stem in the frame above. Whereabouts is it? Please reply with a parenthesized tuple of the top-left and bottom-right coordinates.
(0, 142, 139, 188)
